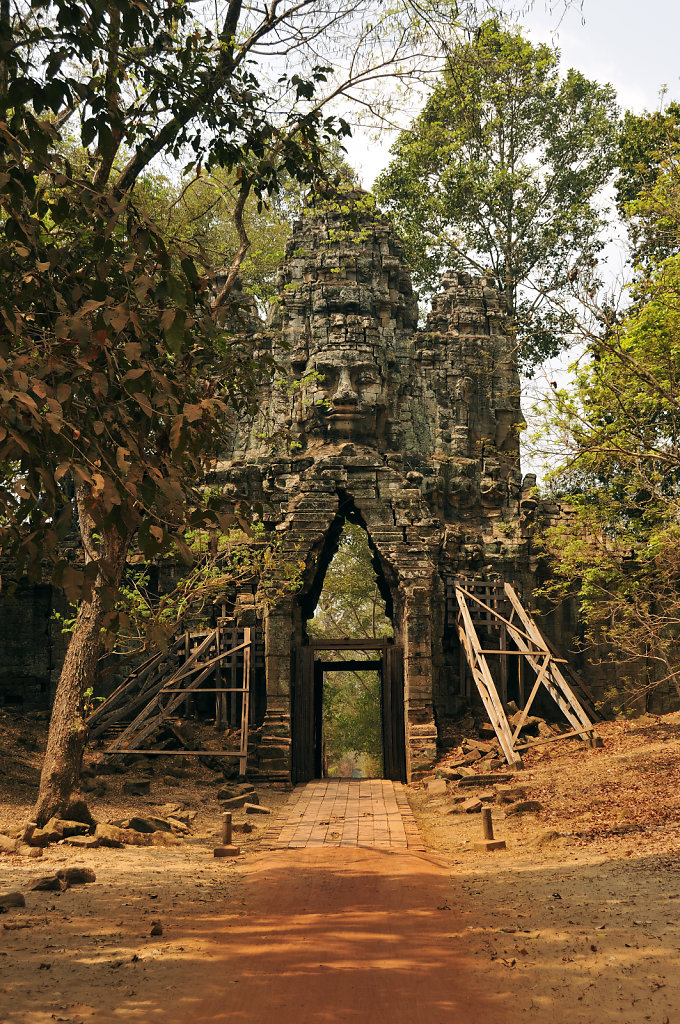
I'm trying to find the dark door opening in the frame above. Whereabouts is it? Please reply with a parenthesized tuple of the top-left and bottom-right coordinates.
(292, 639, 406, 783)
(320, 657, 383, 778)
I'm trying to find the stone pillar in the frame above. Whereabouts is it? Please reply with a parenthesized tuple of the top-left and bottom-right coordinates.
(401, 583, 438, 780)
(256, 601, 293, 783)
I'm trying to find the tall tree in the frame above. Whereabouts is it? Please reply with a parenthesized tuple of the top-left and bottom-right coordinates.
(375, 19, 620, 368)
(0, 0, 464, 822)
(533, 144, 680, 709)
(616, 102, 680, 268)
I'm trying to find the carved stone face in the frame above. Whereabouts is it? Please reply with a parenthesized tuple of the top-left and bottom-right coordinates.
(303, 347, 388, 441)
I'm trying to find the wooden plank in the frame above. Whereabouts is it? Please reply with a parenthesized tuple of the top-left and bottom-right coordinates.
(539, 632, 603, 720)
(510, 655, 551, 744)
(105, 749, 243, 756)
(318, 659, 381, 672)
(162, 688, 249, 693)
(515, 726, 594, 752)
(456, 586, 540, 649)
(504, 585, 593, 733)
(307, 638, 389, 650)
(456, 590, 520, 765)
(105, 631, 243, 756)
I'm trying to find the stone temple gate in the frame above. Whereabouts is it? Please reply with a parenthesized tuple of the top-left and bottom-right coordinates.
(212, 191, 542, 783)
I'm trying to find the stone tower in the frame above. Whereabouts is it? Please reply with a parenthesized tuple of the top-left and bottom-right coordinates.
(212, 191, 534, 782)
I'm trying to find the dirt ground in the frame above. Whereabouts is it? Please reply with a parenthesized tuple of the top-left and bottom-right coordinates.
(1, 710, 680, 1023)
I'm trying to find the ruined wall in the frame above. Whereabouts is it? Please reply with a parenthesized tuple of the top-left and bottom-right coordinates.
(211, 191, 540, 781)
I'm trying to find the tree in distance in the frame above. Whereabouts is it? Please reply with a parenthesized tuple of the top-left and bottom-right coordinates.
(375, 20, 620, 369)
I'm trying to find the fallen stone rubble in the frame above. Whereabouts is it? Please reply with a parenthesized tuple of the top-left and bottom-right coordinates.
(0, 782, 271, 856)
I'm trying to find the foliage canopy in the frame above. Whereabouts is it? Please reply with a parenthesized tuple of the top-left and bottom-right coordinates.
(375, 20, 620, 368)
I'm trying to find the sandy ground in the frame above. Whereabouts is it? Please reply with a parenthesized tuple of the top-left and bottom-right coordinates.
(1, 712, 680, 1023)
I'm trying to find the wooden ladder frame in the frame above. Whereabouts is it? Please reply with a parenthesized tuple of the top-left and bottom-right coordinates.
(92, 625, 252, 776)
(456, 582, 594, 765)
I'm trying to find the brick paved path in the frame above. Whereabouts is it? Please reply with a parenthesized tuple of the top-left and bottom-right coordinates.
(263, 779, 425, 850)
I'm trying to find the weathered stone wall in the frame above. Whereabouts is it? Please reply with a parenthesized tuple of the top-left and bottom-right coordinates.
(0, 577, 71, 709)
(211, 191, 539, 781)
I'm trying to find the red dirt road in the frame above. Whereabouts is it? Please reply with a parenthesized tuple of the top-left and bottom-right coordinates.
(166, 846, 508, 1024)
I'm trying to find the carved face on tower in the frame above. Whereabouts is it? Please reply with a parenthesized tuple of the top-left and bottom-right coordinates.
(302, 345, 389, 442)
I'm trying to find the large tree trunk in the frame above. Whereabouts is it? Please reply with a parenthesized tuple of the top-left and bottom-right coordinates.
(33, 490, 131, 826)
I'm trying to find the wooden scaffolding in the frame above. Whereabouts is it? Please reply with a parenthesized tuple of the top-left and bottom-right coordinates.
(454, 579, 598, 766)
(87, 624, 253, 776)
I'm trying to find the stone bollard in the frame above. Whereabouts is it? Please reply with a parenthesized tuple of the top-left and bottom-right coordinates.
(474, 806, 506, 852)
(213, 812, 241, 858)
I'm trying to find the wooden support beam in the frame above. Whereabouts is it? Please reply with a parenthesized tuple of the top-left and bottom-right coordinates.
(515, 726, 594, 752)
(454, 582, 594, 765)
(456, 590, 521, 766)
(306, 638, 389, 650)
(504, 584, 593, 734)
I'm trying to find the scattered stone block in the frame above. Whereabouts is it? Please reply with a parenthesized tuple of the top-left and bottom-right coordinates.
(0, 891, 25, 909)
(426, 778, 448, 797)
(150, 920, 163, 936)
(478, 790, 495, 803)
(126, 816, 172, 834)
(156, 804, 182, 819)
(162, 775, 180, 787)
(0, 834, 17, 854)
(95, 824, 124, 848)
(450, 752, 481, 768)
(63, 835, 100, 848)
(56, 867, 96, 886)
(25, 875, 61, 892)
(458, 773, 514, 788)
(217, 783, 255, 800)
(494, 786, 527, 804)
(530, 829, 561, 846)
(122, 779, 151, 796)
(437, 768, 463, 781)
(232, 822, 255, 834)
(117, 829, 152, 847)
(462, 798, 483, 813)
(245, 803, 270, 815)
(151, 831, 182, 847)
(21, 823, 36, 844)
(167, 818, 190, 835)
(508, 712, 541, 732)
(54, 819, 91, 839)
(218, 794, 251, 810)
(16, 845, 43, 859)
(505, 800, 543, 816)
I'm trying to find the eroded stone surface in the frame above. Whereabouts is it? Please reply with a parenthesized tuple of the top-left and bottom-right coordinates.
(213, 192, 534, 782)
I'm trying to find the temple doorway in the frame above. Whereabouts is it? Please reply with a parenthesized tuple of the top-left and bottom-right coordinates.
(292, 519, 406, 783)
